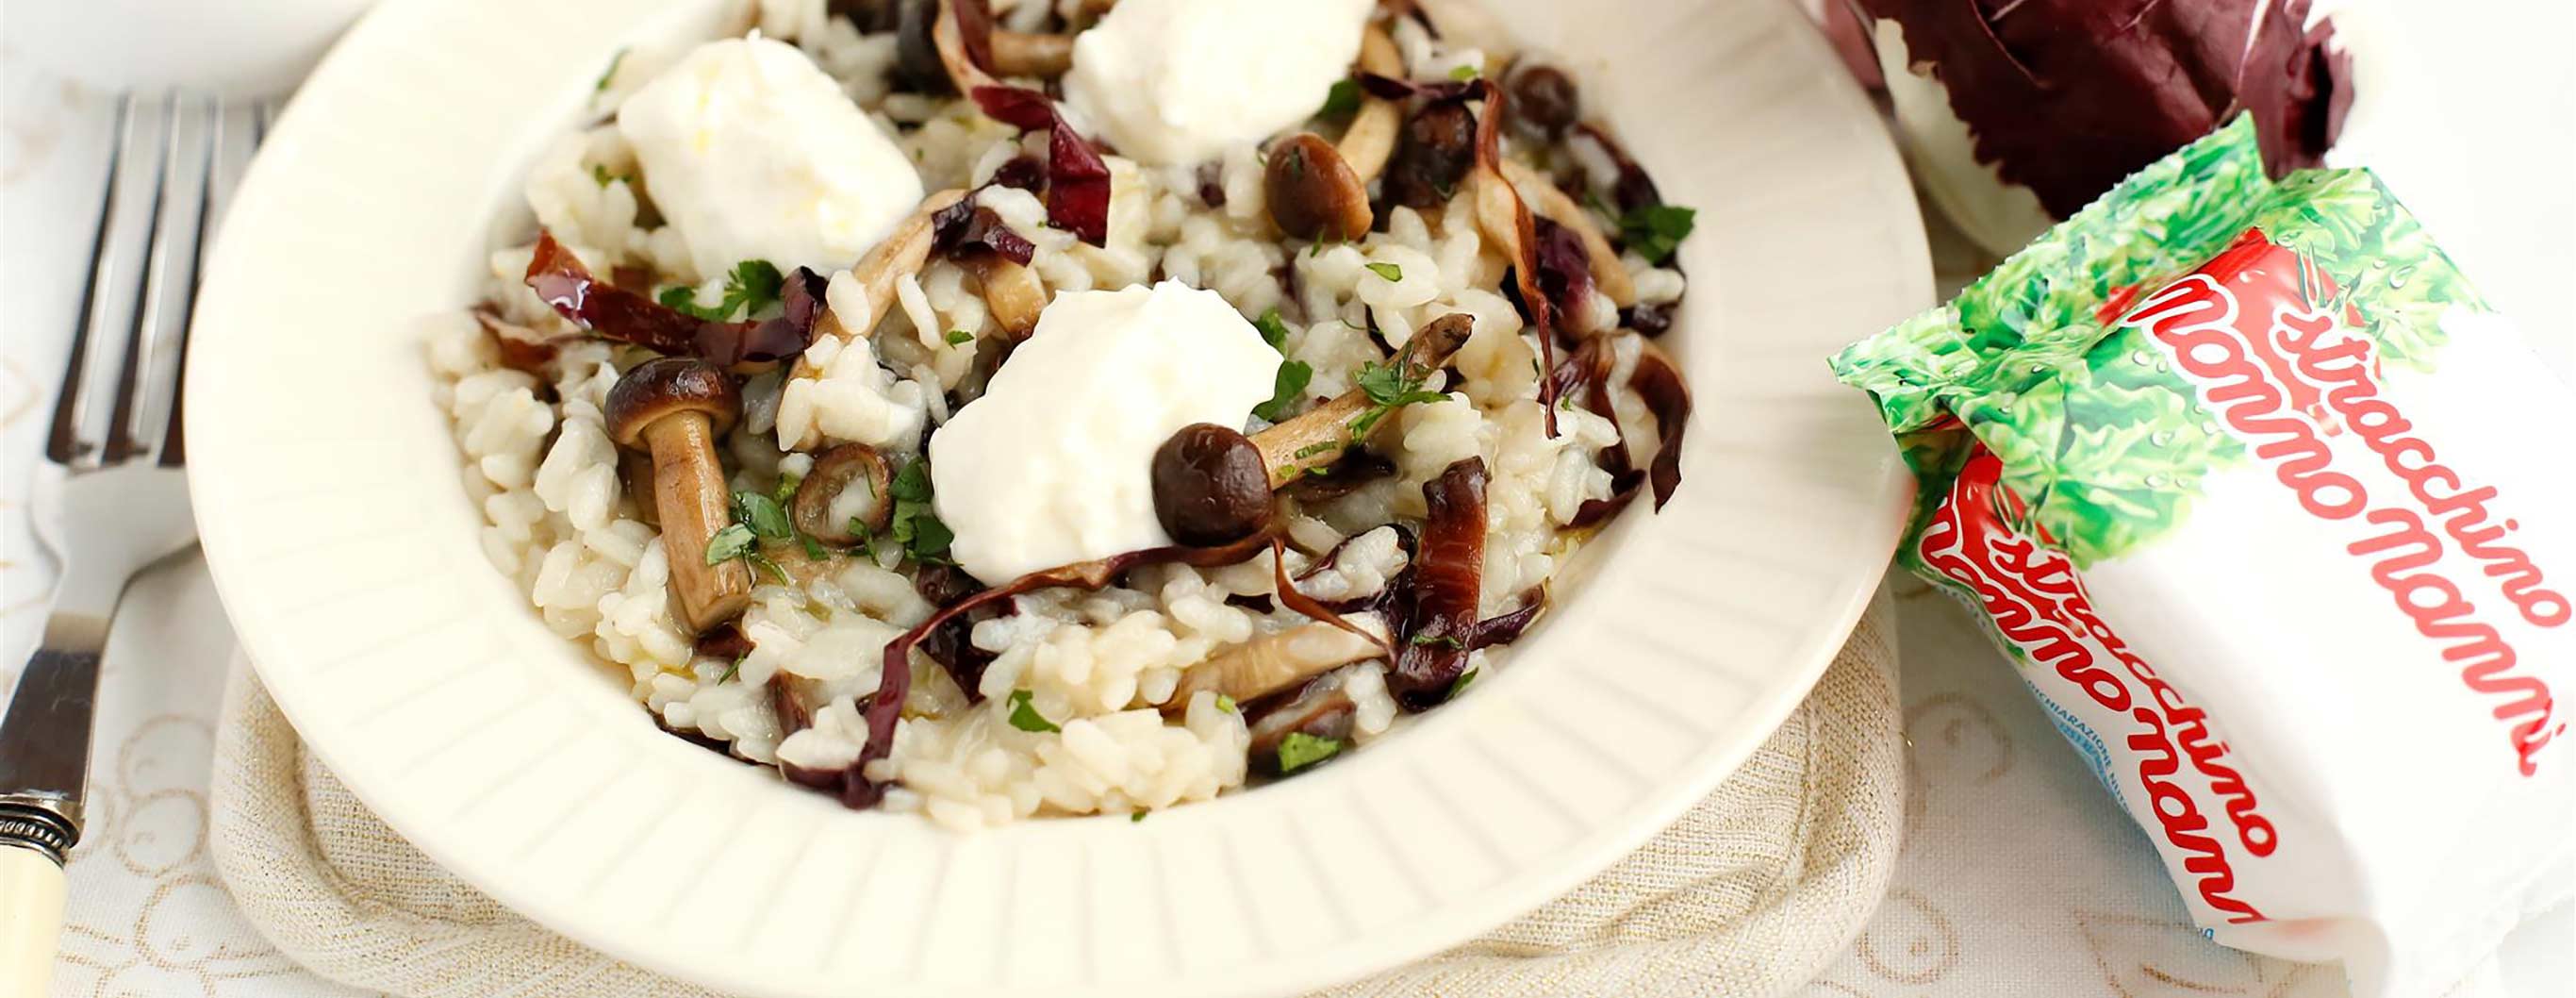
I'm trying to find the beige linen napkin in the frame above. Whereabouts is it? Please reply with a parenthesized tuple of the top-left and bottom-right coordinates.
(207, 594, 1903, 998)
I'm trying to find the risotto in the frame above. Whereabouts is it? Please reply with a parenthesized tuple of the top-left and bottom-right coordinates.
(429, 0, 1694, 830)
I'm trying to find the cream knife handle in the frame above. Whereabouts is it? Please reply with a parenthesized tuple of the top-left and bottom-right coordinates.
(0, 842, 65, 998)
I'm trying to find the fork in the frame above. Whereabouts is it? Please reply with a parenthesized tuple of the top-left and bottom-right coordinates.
(0, 91, 265, 994)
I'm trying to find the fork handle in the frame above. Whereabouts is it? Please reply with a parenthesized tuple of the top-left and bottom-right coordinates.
(0, 839, 66, 996)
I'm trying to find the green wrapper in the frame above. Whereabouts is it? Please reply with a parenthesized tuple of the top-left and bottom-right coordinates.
(1832, 115, 2485, 566)
(1824, 114, 2572, 998)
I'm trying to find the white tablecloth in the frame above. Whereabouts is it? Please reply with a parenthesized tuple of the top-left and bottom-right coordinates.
(5, 8, 2572, 994)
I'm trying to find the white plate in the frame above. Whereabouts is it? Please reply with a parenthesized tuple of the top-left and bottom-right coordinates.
(183, 0, 1929, 994)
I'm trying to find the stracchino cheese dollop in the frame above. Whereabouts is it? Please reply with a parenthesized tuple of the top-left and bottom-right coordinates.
(618, 37, 924, 279)
(1061, 0, 1374, 166)
(930, 281, 1280, 583)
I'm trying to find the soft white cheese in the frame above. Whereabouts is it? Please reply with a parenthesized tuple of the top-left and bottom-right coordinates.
(617, 37, 924, 279)
(1061, 0, 1374, 166)
(930, 281, 1280, 582)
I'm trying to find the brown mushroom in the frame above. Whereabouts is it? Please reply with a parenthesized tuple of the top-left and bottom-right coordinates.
(909, 0, 1083, 86)
(1498, 158, 1635, 308)
(1171, 622, 1385, 706)
(1151, 424, 1272, 546)
(1245, 312, 1473, 485)
(988, 30, 1073, 77)
(957, 253, 1046, 340)
(1245, 674, 1361, 775)
(800, 189, 968, 378)
(797, 188, 1056, 366)
(1383, 99, 1478, 211)
(1263, 25, 1403, 242)
(606, 358, 753, 633)
(1264, 134, 1374, 243)
(1505, 63, 1579, 138)
(790, 443, 897, 544)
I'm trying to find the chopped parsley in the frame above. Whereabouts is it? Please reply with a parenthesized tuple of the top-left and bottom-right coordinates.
(886, 458, 954, 563)
(593, 48, 627, 93)
(1447, 667, 1480, 699)
(1356, 358, 1445, 407)
(1276, 732, 1344, 773)
(1255, 360, 1313, 423)
(1317, 78, 1362, 119)
(1410, 633, 1465, 649)
(800, 534, 828, 561)
(660, 259, 785, 321)
(848, 517, 881, 560)
(1618, 204, 1697, 265)
(704, 524, 758, 565)
(772, 471, 803, 505)
(1215, 694, 1238, 714)
(1363, 260, 1404, 283)
(1447, 63, 1481, 81)
(1131, 809, 1149, 823)
(732, 491, 793, 541)
(1347, 357, 1448, 438)
(1254, 308, 1294, 351)
(1250, 308, 1315, 423)
(1293, 439, 1346, 460)
(718, 657, 743, 684)
(946, 328, 975, 346)
(590, 164, 616, 187)
(1006, 690, 1060, 733)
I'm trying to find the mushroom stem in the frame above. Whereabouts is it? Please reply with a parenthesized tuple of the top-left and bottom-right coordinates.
(798, 189, 968, 378)
(987, 30, 1073, 77)
(1248, 313, 1473, 486)
(933, 0, 1000, 91)
(958, 253, 1047, 340)
(1498, 159, 1636, 308)
(1170, 620, 1386, 707)
(1262, 25, 1403, 242)
(1338, 26, 1404, 181)
(642, 413, 754, 632)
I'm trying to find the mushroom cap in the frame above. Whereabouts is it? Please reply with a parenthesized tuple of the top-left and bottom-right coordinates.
(792, 442, 897, 543)
(1264, 133, 1374, 243)
(605, 357, 741, 448)
(1151, 423, 1274, 547)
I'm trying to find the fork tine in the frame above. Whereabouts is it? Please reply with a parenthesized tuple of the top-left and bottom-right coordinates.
(206, 97, 262, 250)
(44, 96, 129, 467)
(159, 95, 267, 468)
(54, 92, 171, 470)
(122, 93, 218, 462)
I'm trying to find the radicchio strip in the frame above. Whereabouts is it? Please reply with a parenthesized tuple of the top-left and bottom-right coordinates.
(949, 0, 999, 77)
(1470, 587, 1548, 649)
(1270, 539, 1392, 656)
(1388, 457, 1487, 709)
(522, 231, 828, 366)
(472, 308, 563, 377)
(841, 533, 1275, 807)
(911, 562, 1004, 705)
(1631, 341, 1692, 508)
(1529, 215, 1596, 324)
(1557, 337, 1694, 525)
(1461, 79, 1560, 434)
(1572, 122, 1665, 216)
(970, 85, 1112, 246)
(931, 199, 1038, 266)
(1301, 524, 1417, 618)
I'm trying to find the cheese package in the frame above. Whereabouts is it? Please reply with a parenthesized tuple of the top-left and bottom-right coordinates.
(1832, 117, 2572, 996)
